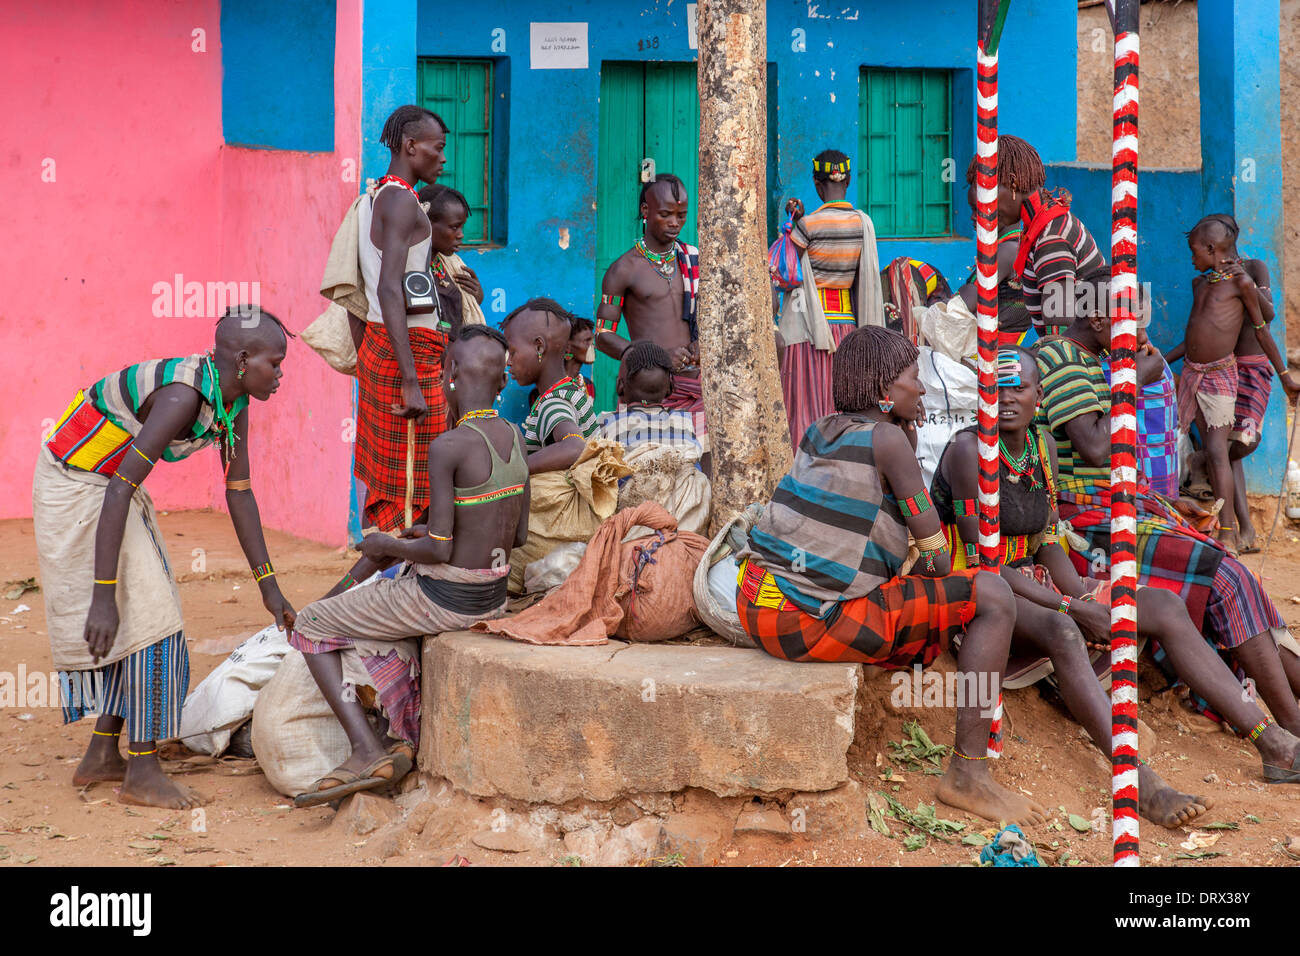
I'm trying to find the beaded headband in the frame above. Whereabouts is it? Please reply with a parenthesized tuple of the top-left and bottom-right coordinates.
(813, 158, 850, 181)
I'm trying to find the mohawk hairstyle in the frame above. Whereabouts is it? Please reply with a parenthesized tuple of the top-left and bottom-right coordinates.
(215, 305, 295, 340)
(459, 323, 508, 351)
(964, 134, 1045, 194)
(638, 173, 687, 213)
(502, 297, 580, 331)
(380, 105, 447, 152)
(1186, 213, 1239, 244)
(831, 326, 918, 414)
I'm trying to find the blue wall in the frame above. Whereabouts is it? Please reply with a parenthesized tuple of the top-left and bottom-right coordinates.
(359, 0, 1079, 422)
(221, 0, 335, 151)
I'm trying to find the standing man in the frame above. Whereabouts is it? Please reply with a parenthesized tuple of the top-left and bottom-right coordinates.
(355, 105, 449, 531)
(595, 174, 707, 464)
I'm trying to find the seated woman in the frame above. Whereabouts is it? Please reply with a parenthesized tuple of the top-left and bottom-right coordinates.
(503, 298, 600, 475)
(290, 327, 529, 807)
(1037, 286, 1300, 780)
(935, 348, 1298, 806)
(735, 325, 1043, 826)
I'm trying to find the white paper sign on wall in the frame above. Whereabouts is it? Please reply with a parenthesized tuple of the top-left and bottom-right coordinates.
(530, 22, 589, 69)
(687, 4, 698, 50)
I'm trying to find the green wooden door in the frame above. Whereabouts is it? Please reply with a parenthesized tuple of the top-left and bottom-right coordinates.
(594, 62, 701, 413)
(418, 58, 493, 244)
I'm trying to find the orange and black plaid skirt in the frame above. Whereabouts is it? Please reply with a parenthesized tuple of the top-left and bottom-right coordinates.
(354, 324, 449, 532)
(736, 558, 980, 668)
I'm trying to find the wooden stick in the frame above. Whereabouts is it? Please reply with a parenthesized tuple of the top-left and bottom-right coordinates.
(404, 419, 415, 528)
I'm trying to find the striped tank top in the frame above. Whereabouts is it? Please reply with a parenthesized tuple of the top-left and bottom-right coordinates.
(46, 353, 248, 474)
(738, 416, 908, 618)
(523, 376, 599, 453)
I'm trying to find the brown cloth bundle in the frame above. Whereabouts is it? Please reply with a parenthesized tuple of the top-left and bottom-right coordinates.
(476, 501, 708, 646)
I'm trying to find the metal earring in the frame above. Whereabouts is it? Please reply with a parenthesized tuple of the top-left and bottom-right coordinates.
(448, 380, 456, 391)
(238, 367, 245, 379)
(877, 398, 895, 414)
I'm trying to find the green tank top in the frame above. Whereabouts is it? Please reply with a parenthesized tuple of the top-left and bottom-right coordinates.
(453, 419, 527, 506)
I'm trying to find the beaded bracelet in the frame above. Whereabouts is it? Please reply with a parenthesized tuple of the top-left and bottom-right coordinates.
(427, 530, 454, 541)
(1057, 595, 1073, 615)
(964, 542, 978, 565)
(952, 749, 988, 761)
(600, 294, 623, 307)
(114, 472, 140, 489)
(94, 579, 118, 585)
(131, 445, 155, 466)
(252, 562, 275, 583)
(596, 315, 620, 334)
(1248, 717, 1272, 741)
(899, 490, 933, 518)
(953, 498, 976, 518)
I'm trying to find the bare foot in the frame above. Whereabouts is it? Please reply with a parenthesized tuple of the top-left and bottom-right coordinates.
(118, 757, 204, 810)
(936, 764, 1047, 827)
(1216, 527, 1240, 556)
(72, 741, 127, 786)
(1137, 765, 1213, 827)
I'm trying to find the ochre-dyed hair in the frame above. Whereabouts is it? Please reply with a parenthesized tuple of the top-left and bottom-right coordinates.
(638, 174, 687, 214)
(964, 134, 1045, 194)
(832, 326, 918, 413)
(620, 339, 673, 381)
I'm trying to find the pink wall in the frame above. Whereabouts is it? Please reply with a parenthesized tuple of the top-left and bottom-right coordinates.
(215, 1, 362, 543)
(0, 1, 363, 545)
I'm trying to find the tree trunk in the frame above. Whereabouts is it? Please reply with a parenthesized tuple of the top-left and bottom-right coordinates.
(696, 0, 791, 535)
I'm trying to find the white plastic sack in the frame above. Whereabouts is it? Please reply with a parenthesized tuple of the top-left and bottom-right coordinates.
(691, 504, 763, 647)
(178, 623, 291, 755)
(915, 346, 979, 491)
(919, 294, 978, 366)
(523, 540, 587, 593)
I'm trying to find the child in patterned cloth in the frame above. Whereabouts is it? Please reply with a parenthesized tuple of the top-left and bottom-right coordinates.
(1165, 216, 1300, 554)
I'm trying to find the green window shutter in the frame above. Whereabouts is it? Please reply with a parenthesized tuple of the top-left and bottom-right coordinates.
(859, 67, 952, 239)
(418, 58, 493, 245)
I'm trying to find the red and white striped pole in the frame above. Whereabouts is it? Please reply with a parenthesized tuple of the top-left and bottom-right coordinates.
(976, 0, 1009, 760)
(1107, 0, 1142, 867)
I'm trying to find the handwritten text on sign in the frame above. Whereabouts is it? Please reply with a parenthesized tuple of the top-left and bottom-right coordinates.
(530, 22, 589, 70)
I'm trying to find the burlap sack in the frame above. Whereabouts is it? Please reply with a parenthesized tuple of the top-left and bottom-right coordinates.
(508, 438, 631, 592)
(301, 302, 359, 375)
(251, 649, 351, 797)
(614, 522, 708, 643)
(618, 442, 711, 536)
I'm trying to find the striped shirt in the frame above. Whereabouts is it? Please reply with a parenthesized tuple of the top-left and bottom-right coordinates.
(738, 416, 908, 618)
(523, 376, 598, 452)
(1035, 337, 1110, 488)
(597, 405, 700, 451)
(1021, 208, 1106, 330)
(1101, 354, 1179, 498)
(791, 201, 864, 289)
(87, 353, 247, 462)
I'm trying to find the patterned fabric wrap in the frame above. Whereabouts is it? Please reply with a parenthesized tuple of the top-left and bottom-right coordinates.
(768, 217, 804, 290)
(1231, 354, 1273, 446)
(1176, 355, 1237, 432)
(60, 630, 189, 742)
(1101, 354, 1179, 498)
(662, 375, 709, 452)
(596, 405, 700, 451)
(677, 240, 701, 340)
(523, 376, 599, 453)
(51, 354, 247, 469)
(944, 526, 1032, 569)
(739, 416, 909, 619)
(354, 324, 449, 532)
(737, 557, 979, 668)
(781, 323, 857, 449)
(818, 287, 854, 321)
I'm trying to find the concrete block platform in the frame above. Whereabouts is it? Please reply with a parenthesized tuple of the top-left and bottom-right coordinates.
(418, 632, 861, 804)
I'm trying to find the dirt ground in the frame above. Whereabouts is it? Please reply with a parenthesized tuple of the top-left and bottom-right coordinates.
(2, 507, 1300, 868)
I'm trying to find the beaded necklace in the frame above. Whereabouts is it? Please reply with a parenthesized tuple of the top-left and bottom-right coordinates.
(431, 254, 452, 288)
(999, 434, 1041, 489)
(456, 408, 499, 428)
(376, 174, 418, 196)
(1205, 268, 1233, 284)
(203, 353, 240, 472)
(636, 238, 677, 280)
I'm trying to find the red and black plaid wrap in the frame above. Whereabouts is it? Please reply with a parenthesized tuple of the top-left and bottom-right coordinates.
(737, 563, 980, 668)
(354, 324, 449, 532)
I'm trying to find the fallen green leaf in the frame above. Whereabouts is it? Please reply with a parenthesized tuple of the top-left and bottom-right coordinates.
(1066, 857, 1082, 866)
(903, 834, 926, 851)
(153, 856, 176, 866)
(1173, 850, 1225, 861)
(1068, 814, 1092, 833)
(1245, 815, 1262, 824)
(4, 578, 39, 601)
(961, 833, 988, 847)
(0, 845, 9, 860)
(147, 833, 170, 840)
(1201, 822, 1239, 831)
(18, 855, 36, 864)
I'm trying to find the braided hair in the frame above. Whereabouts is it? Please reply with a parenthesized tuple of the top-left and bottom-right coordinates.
(380, 105, 446, 152)
(831, 326, 918, 414)
(812, 148, 851, 184)
(569, 315, 595, 338)
(620, 340, 673, 380)
(638, 173, 687, 214)
(964, 134, 1045, 194)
